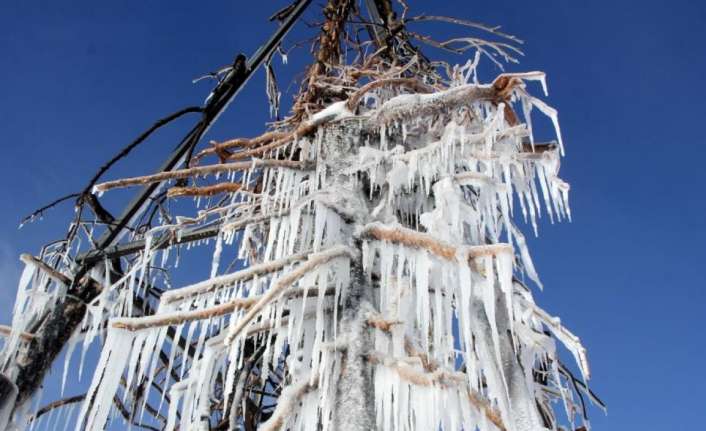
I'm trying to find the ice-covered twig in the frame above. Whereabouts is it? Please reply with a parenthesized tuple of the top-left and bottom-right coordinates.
(113, 286, 337, 332)
(467, 390, 507, 431)
(369, 350, 465, 386)
(19, 192, 81, 228)
(366, 314, 404, 333)
(370, 348, 506, 430)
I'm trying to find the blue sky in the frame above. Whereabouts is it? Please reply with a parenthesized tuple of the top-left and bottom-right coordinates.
(1, 1, 705, 429)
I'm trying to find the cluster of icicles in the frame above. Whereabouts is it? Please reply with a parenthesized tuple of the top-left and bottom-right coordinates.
(3, 66, 595, 431)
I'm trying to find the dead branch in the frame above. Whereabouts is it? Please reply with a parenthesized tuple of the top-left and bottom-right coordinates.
(406, 14, 521, 43)
(32, 394, 85, 421)
(225, 245, 353, 345)
(19, 193, 81, 227)
(0, 325, 35, 342)
(114, 285, 335, 332)
(467, 390, 507, 431)
(94, 159, 312, 193)
(345, 77, 434, 111)
(167, 182, 244, 198)
(83, 106, 204, 195)
(358, 222, 512, 261)
(368, 351, 506, 430)
(111, 297, 257, 331)
(365, 315, 403, 333)
(372, 83, 497, 124)
(195, 131, 289, 161)
(162, 251, 310, 305)
(19, 254, 72, 286)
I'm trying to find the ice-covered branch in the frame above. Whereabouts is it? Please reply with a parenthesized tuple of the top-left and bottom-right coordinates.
(161, 251, 310, 305)
(113, 286, 336, 332)
(369, 351, 506, 430)
(370, 83, 497, 124)
(111, 298, 256, 331)
(225, 245, 354, 344)
(358, 222, 512, 261)
(369, 351, 465, 386)
(18, 254, 71, 286)
(93, 159, 311, 193)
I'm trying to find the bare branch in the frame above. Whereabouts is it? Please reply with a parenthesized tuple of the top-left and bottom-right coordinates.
(167, 182, 245, 198)
(32, 394, 85, 420)
(19, 193, 80, 227)
(94, 159, 312, 193)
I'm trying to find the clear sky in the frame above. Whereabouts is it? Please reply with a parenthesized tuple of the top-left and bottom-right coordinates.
(1, 1, 704, 430)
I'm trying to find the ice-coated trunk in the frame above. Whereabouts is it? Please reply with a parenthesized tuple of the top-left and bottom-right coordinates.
(332, 257, 375, 431)
(317, 119, 377, 430)
(0, 374, 17, 430)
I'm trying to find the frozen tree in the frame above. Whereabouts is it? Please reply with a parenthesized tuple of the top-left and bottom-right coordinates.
(0, 1, 604, 430)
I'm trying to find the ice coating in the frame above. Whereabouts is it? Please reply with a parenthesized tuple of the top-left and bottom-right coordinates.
(1, 65, 595, 431)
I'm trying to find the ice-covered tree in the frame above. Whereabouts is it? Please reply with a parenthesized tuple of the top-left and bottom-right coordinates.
(0, 1, 603, 430)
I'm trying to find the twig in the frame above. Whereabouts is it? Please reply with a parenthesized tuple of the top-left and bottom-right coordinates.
(368, 351, 506, 430)
(32, 394, 85, 420)
(19, 193, 80, 227)
(371, 82, 498, 124)
(406, 15, 522, 43)
(81, 106, 204, 196)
